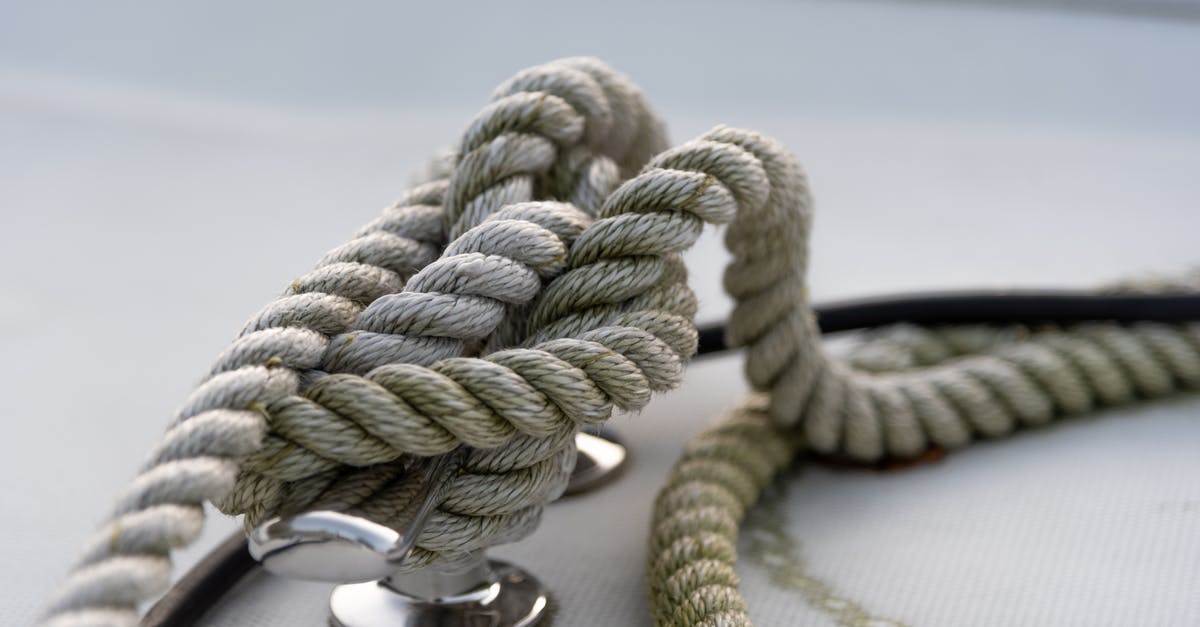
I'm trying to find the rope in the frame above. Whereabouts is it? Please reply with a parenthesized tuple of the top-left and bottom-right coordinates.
(39, 56, 673, 626)
(649, 320, 1200, 626)
(38, 54, 1198, 627)
(644, 140, 1200, 626)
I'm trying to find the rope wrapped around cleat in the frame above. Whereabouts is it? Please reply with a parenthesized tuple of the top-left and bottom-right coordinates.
(38, 55, 1200, 627)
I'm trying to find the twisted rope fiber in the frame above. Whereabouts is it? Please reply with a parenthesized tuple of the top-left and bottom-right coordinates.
(286, 124, 789, 564)
(645, 131, 1200, 624)
(448, 123, 813, 622)
(37, 177, 448, 627)
(262, 57, 676, 564)
(39, 57, 668, 626)
(228, 56, 665, 525)
(310, 125, 795, 570)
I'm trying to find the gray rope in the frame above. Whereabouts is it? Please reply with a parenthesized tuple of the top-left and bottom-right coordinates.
(299, 126, 780, 565)
(42, 53, 1197, 627)
(649, 319, 1200, 627)
(226, 57, 670, 564)
(37, 174, 446, 626)
(644, 123, 1200, 625)
(39, 56, 667, 626)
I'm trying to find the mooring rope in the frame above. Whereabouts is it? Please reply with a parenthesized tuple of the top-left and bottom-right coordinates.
(643, 123, 1200, 625)
(648, 283, 1200, 622)
(39, 56, 1198, 627)
(39, 56, 673, 627)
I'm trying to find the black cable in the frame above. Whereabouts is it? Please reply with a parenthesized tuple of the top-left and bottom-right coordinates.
(144, 288, 1200, 625)
(143, 532, 256, 627)
(696, 290, 1200, 356)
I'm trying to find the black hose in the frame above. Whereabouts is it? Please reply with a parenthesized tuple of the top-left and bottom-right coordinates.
(143, 533, 256, 627)
(696, 290, 1200, 356)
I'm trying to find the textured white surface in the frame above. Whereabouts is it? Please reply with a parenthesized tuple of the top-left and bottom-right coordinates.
(2, 1, 1199, 625)
(738, 400, 1200, 627)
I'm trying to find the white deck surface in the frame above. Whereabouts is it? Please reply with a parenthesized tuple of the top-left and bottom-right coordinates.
(2, 1, 1199, 625)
